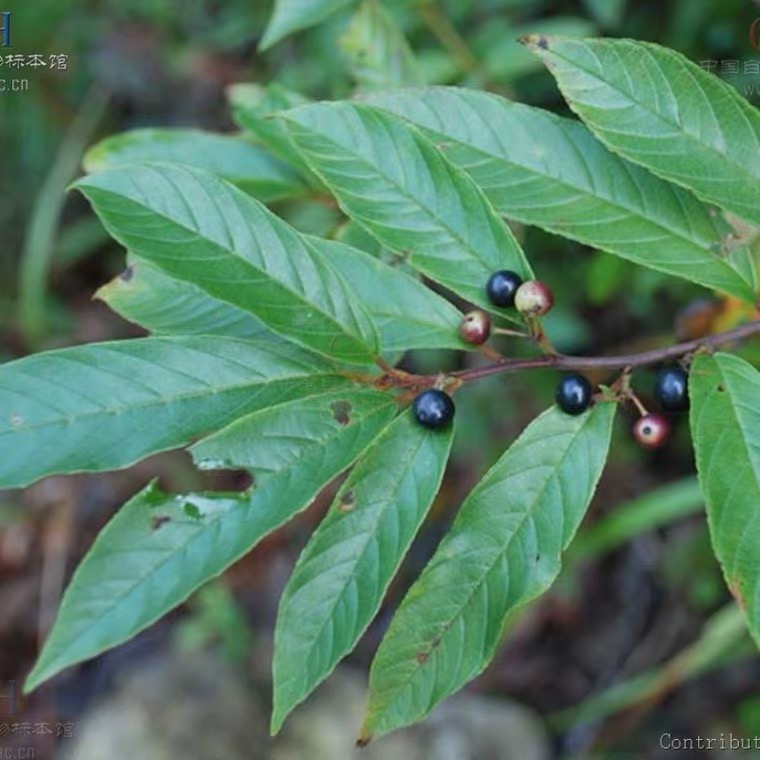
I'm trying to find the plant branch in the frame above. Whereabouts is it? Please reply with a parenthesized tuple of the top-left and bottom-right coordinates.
(446, 320, 760, 385)
(418, 1, 480, 75)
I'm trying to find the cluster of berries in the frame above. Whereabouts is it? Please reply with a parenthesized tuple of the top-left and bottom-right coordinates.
(412, 270, 553, 430)
(410, 270, 689, 450)
(458, 270, 553, 345)
(555, 366, 689, 449)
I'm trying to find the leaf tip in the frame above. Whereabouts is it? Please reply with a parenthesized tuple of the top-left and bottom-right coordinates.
(269, 708, 286, 737)
(518, 34, 551, 51)
(81, 144, 104, 175)
(67, 176, 86, 194)
(357, 717, 374, 747)
(727, 577, 748, 611)
(258, 22, 282, 53)
(22, 664, 49, 696)
(94, 265, 135, 305)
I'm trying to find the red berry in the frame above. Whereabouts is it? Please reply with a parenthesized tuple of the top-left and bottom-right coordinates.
(514, 280, 554, 317)
(459, 310, 491, 345)
(632, 414, 670, 449)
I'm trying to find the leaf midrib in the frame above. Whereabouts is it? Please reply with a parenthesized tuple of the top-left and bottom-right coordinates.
(700, 360, 760, 583)
(35, 490, 245, 678)
(82, 180, 375, 357)
(308, 236, 463, 330)
(41, 405, 394, 681)
(371, 410, 602, 720)
(279, 429, 428, 695)
(284, 107, 531, 280)
(195, 395, 394, 480)
(545, 41, 760, 204)
(411, 94, 733, 267)
(2, 352, 339, 437)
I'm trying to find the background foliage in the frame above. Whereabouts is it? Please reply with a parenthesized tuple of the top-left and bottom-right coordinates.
(2, 1, 760, 758)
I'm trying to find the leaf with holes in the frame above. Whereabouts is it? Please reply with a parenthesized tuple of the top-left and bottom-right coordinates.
(190, 388, 396, 478)
(0, 337, 347, 489)
(365, 87, 755, 301)
(362, 402, 616, 740)
(272, 411, 453, 732)
(75, 163, 379, 365)
(525, 36, 760, 233)
(26, 388, 396, 691)
(690, 352, 760, 643)
(278, 102, 533, 313)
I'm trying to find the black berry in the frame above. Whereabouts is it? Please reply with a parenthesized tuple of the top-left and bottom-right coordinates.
(654, 366, 689, 412)
(555, 373, 593, 415)
(412, 389, 455, 429)
(515, 280, 554, 317)
(486, 270, 523, 308)
(460, 310, 491, 345)
(632, 414, 670, 449)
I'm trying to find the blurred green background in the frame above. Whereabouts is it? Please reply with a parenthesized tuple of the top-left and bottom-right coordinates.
(1, 1, 760, 758)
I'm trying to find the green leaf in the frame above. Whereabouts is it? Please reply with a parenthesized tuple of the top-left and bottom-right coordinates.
(690, 352, 760, 645)
(364, 87, 756, 301)
(525, 36, 760, 233)
(272, 411, 453, 732)
(0, 336, 347, 489)
(340, 0, 423, 91)
(99, 244, 464, 354)
(362, 402, 616, 740)
(190, 388, 397, 475)
(279, 102, 533, 313)
(477, 16, 597, 82)
(74, 163, 379, 365)
(83, 128, 306, 203)
(310, 237, 467, 352)
(260, 0, 356, 50)
(96, 256, 274, 339)
(580, 0, 625, 28)
(228, 84, 317, 181)
(26, 388, 395, 691)
(335, 219, 401, 266)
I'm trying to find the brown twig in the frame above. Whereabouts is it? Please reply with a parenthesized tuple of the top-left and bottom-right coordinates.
(371, 321, 760, 392)
(447, 320, 760, 385)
